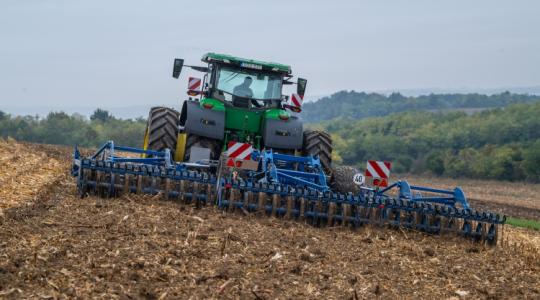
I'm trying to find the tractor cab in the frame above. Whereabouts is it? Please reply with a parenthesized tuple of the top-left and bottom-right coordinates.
(173, 53, 307, 112)
(204, 53, 289, 110)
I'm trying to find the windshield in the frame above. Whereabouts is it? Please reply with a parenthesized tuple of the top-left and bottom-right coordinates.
(216, 66, 283, 100)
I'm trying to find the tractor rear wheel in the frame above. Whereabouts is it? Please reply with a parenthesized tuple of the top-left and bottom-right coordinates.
(331, 166, 360, 194)
(184, 134, 221, 162)
(302, 130, 333, 174)
(144, 107, 179, 155)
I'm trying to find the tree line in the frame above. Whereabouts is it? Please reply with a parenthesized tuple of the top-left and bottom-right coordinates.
(302, 91, 540, 122)
(319, 102, 540, 182)
(2, 96, 540, 182)
(0, 109, 146, 148)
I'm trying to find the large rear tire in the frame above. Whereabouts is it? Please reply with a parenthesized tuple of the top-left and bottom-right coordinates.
(302, 130, 333, 174)
(184, 134, 221, 162)
(144, 107, 179, 155)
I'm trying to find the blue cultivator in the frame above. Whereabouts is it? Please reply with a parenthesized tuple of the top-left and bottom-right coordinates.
(252, 149, 328, 191)
(72, 142, 506, 245)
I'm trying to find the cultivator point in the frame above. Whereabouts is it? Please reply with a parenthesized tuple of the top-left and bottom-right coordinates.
(72, 141, 506, 245)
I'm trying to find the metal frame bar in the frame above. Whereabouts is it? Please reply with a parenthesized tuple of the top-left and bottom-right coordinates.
(378, 180, 470, 209)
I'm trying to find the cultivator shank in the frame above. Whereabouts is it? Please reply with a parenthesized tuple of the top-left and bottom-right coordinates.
(73, 142, 505, 245)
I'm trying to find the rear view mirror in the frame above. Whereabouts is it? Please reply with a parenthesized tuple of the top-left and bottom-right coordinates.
(297, 78, 307, 96)
(172, 58, 184, 78)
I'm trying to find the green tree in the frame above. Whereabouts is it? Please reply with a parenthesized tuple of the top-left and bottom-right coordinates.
(523, 140, 540, 181)
(425, 151, 445, 175)
(90, 108, 113, 122)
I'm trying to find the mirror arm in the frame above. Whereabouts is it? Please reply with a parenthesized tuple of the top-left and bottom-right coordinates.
(186, 65, 209, 73)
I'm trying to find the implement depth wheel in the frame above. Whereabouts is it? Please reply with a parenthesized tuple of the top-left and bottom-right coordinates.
(302, 130, 333, 175)
(143, 107, 180, 156)
(331, 166, 360, 194)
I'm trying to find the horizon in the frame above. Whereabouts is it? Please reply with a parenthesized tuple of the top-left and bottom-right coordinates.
(3, 89, 539, 120)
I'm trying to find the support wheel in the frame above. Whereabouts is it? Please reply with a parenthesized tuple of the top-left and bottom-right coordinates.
(331, 166, 360, 194)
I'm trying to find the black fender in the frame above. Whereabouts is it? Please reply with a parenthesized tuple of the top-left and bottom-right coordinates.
(180, 100, 225, 140)
(262, 116, 303, 149)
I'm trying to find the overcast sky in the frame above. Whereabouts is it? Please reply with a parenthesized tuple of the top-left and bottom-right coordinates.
(1, 0, 539, 112)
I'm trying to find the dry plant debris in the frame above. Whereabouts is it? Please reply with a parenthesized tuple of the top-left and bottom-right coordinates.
(0, 140, 539, 298)
(0, 139, 64, 214)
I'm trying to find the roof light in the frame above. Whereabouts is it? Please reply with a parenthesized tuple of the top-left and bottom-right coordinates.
(203, 103, 214, 109)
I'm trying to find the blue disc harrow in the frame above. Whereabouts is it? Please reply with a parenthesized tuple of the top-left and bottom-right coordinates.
(72, 141, 506, 245)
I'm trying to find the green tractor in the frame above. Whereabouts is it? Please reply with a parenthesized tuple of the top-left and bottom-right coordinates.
(143, 53, 351, 188)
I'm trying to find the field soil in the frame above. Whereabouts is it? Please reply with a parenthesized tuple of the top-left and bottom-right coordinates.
(1, 139, 539, 299)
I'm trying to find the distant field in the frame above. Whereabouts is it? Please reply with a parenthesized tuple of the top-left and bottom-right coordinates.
(399, 174, 540, 220)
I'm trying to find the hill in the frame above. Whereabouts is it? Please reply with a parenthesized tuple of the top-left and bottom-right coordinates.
(301, 91, 540, 122)
(319, 101, 540, 182)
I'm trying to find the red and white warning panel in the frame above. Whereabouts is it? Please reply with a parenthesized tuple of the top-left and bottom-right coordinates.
(290, 93, 303, 108)
(187, 77, 202, 94)
(365, 160, 392, 187)
(225, 141, 257, 169)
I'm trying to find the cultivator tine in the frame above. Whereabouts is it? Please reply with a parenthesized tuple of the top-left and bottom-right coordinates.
(257, 192, 265, 215)
(164, 178, 171, 200)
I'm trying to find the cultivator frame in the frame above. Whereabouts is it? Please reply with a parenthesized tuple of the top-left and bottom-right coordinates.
(255, 150, 329, 191)
(72, 142, 506, 245)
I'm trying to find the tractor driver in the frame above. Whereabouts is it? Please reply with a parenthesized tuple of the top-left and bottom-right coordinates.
(232, 76, 263, 108)
(233, 76, 253, 98)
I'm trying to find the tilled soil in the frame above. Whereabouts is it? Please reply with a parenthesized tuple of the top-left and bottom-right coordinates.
(0, 140, 539, 299)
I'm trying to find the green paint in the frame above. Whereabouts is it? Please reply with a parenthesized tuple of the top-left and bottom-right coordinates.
(199, 97, 289, 147)
(202, 52, 291, 73)
(195, 53, 295, 148)
(225, 107, 262, 133)
(200, 98, 225, 111)
(265, 108, 290, 120)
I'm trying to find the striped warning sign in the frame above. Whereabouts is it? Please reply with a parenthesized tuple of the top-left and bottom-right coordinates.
(188, 77, 201, 91)
(226, 141, 253, 167)
(365, 160, 391, 179)
(291, 93, 303, 108)
(365, 160, 391, 187)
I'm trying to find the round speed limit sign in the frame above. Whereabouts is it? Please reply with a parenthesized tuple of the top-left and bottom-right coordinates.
(353, 173, 365, 186)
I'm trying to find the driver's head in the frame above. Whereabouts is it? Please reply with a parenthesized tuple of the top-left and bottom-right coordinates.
(244, 76, 253, 87)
